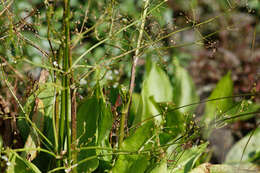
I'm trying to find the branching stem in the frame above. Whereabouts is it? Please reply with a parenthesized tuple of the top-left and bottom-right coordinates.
(119, 0, 150, 148)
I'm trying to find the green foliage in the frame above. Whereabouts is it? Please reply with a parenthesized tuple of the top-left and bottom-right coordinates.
(0, 0, 259, 172)
(202, 72, 234, 128)
(136, 62, 173, 125)
(172, 59, 199, 114)
(6, 151, 41, 173)
(225, 128, 260, 166)
(169, 143, 208, 173)
(77, 85, 113, 172)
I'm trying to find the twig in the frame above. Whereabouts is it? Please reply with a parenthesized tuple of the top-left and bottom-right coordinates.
(119, 0, 150, 148)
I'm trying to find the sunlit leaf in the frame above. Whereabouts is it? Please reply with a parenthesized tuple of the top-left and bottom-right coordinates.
(202, 72, 233, 128)
(112, 142, 150, 173)
(172, 59, 199, 114)
(169, 143, 208, 173)
(149, 159, 168, 173)
(112, 122, 153, 172)
(225, 127, 260, 166)
(135, 62, 173, 125)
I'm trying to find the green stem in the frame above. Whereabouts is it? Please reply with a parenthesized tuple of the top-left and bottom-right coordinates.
(60, 0, 72, 169)
(46, 1, 59, 156)
(119, 0, 150, 148)
(64, 0, 72, 162)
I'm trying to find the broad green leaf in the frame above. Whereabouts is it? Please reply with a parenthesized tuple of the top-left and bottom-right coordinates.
(121, 121, 154, 151)
(77, 96, 99, 172)
(77, 85, 113, 172)
(172, 59, 199, 114)
(149, 159, 168, 173)
(6, 151, 41, 173)
(113, 63, 173, 172)
(225, 127, 260, 165)
(144, 63, 173, 103)
(18, 90, 39, 143)
(113, 98, 154, 172)
(169, 143, 208, 173)
(29, 83, 56, 171)
(112, 122, 154, 173)
(18, 82, 56, 143)
(112, 148, 150, 173)
(135, 62, 173, 125)
(96, 97, 113, 161)
(202, 72, 233, 127)
(17, 80, 55, 169)
(36, 83, 56, 145)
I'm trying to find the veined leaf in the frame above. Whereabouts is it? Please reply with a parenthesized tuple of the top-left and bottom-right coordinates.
(172, 59, 198, 114)
(135, 62, 173, 125)
(202, 72, 233, 128)
(77, 85, 113, 172)
(158, 59, 198, 145)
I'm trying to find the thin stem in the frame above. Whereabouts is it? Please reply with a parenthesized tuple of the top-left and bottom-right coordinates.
(60, 0, 72, 169)
(71, 88, 77, 167)
(6, 148, 57, 158)
(119, 0, 150, 148)
(126, 93, 259, 133)
(64, 0, 71, 161)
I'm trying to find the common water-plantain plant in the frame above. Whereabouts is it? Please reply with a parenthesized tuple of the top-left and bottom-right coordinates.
(0, 0, 259, 173)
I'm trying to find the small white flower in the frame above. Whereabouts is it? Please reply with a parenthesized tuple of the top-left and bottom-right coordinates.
(53, 61, 58, 67)
(113, 83, 118, 88)
(1, 155, 8, 161)
(80, 79, 87, 85)
(6, 162, 11, 166)
(65, 168, 71, 173)
(106, 70, 113, 80)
